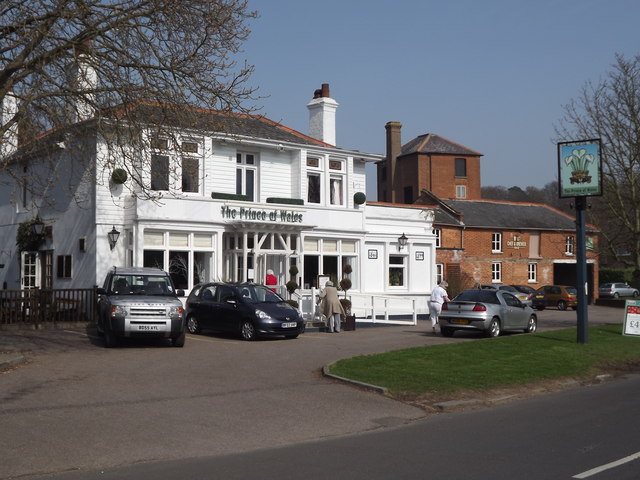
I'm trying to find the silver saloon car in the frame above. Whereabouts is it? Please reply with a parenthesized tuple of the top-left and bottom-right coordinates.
(439, 289, 537, 338)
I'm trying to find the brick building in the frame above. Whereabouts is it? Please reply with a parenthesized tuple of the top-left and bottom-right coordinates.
(376, 122, 599, 298)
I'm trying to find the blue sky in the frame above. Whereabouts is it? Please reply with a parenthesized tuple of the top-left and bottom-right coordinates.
(242, 0, 640, 200)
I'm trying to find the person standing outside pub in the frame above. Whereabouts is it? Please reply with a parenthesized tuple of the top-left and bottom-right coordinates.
(265, 269, 277, 292)
(318, 281, 345, 333)
(429, 280, 450, 335)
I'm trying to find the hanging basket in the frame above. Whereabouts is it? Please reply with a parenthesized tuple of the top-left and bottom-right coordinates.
(111, 168, 128, 184)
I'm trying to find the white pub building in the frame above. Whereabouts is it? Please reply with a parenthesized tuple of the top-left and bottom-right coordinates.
(0, 81, 437, 322)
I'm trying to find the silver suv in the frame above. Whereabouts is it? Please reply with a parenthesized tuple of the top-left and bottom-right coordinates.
(97, 267, 186, 347)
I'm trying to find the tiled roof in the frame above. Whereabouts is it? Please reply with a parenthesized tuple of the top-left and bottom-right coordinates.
(110, 101, 333, 147)
(401, 134, 482, 157)
(443, 199, 587, 231)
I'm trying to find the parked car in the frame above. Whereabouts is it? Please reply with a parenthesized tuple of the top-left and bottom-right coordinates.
(511, 285, 547, 310)
(598, 282, 639, 298)
(478, 284, 532, 306)
(439, 289, 537, 338)
(184, 283, 305, 340)
(511, 284, 547, 310)
(96, 267, 186, 348)
(536, 285, 577, 310)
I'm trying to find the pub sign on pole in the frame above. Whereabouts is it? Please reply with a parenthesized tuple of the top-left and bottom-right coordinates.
(558, 139, 603, 198)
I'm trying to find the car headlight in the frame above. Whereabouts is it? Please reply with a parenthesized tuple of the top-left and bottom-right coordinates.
(169, 306, 184, 319)
(254, 309, 271, 320)
(110, 305, 127, 317)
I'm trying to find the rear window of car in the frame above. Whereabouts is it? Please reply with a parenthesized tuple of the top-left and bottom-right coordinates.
(455, 290, 499, 304)
(566, 287, 577, 294)
(601, 283, 612, 288)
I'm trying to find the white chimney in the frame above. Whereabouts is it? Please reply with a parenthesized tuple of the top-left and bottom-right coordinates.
(0, 92, 18, 158)
(66, 48, 97, 122)
(307, 83, 338, 146)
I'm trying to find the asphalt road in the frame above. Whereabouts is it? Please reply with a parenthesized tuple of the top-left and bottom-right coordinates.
(0, 305, 627, 479)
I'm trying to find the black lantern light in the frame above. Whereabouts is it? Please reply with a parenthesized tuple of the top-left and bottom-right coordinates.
(107, 226, 120, 250)
(398, 232, 408, 250)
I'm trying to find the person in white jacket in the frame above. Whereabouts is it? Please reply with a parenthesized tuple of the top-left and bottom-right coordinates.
(429, 280, 450, 335)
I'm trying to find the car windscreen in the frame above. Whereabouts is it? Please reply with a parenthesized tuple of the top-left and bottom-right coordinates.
(238, 285, 284, 304)
(110, 275, 173, 295)
(454, 290, 499, 304)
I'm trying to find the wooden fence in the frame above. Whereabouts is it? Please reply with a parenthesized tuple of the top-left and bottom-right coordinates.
(0, 288, 97, 326)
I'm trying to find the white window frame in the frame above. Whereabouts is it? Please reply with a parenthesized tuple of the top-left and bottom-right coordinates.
(436, 263, 444, 284)
(565, 236, 575, 255)
(236, 152, 258, 201)
(306, 156, 323, 204)
(433, 228, 441, 248)
(388, 254, 407, 288)
(528, 262, 537, 282)
(149, 136, 203, 194)
(492, 232, 502, 253)
(491, 262, 502, 283)
(180, 140, 202, 194)
(455, 185, 467, 199)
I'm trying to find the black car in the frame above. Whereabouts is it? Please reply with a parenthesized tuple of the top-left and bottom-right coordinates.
(512, 285, 547, 310)
(184, 283, 305, 340)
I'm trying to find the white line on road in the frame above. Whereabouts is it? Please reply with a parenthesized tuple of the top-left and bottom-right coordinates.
(573, 451, 640, 478)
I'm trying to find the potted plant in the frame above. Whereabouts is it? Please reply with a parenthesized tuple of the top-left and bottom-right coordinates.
(339, 264, 356, 330)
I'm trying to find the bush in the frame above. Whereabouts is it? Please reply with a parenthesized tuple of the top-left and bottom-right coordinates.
(353, 192, 366, 205)
(266, 197, 304, 205)
(211, 192, 249, 201)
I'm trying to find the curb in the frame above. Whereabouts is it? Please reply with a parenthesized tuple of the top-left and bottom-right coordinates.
(322, 362, 389, 395)
(0, 354, 27, 372)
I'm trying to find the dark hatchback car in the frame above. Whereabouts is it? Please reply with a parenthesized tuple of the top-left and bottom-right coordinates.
(512, 284, 547, 310)
(184, 283, 305, 341)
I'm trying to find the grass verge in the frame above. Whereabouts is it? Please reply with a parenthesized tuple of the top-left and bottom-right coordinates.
(328, 324, 640, 398)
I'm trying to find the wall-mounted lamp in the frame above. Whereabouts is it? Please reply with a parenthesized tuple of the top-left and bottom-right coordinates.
(107, 226, 120, 250)
(398, 233, 408, 250)
(32, 216, 45, 236)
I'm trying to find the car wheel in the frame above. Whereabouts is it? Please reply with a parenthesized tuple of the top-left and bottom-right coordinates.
(186, 315, 201, 334)
(172, 331, 186, 347)
(557, 300, 567, 311)
(524, 315, 537, 334)
(613, 292, 620, 299)
(240, 320, 257, 341)
(104, 328, 117, 348)
(441, 327, 455, 337)
(486, 318, 501, 338)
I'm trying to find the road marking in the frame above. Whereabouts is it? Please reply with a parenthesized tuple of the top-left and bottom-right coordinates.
(573, 451, 640, 478)
(63, 330, 88, 337)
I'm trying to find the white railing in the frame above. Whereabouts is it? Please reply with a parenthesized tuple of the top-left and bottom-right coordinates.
(294, 289, 421, 326)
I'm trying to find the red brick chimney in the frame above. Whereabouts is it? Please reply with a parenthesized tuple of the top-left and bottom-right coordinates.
(385, 121, 402, 203)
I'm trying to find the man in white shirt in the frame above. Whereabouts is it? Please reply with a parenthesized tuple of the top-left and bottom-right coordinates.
(429, 280, 450, 335)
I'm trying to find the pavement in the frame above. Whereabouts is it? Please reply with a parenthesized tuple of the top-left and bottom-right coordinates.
(0, 304, 625, 373)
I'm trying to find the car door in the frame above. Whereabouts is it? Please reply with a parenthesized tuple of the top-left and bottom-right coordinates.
(501, 292, 527, 329)
(215, 285, 240, 332)
(194, 285, 217, 330)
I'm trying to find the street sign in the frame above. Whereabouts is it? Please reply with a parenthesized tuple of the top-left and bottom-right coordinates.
(558, 139, 602, 198)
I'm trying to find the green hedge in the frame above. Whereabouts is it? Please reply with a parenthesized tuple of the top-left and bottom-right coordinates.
(211, 192, 249, 201)
(266, 197, 304, 205)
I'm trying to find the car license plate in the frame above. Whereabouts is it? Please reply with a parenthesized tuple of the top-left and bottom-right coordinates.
(281, 322, 297, 328)
(450, 319, 469, 325)
(137, 324, 160, 331)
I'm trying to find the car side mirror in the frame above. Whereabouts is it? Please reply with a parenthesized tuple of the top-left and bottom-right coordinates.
(176, 289, 185, 297)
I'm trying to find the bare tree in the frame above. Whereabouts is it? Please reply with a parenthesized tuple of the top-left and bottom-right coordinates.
(555, 53, 640, 274)
(0, 0, 258, 203)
